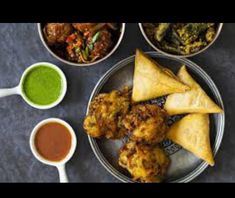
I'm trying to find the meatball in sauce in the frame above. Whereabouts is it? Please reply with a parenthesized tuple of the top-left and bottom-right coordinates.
(42, 23, 121, 64)
(43, 23, 73, 45)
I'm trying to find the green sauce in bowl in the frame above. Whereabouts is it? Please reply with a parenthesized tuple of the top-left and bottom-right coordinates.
(22, 65, 63, 106)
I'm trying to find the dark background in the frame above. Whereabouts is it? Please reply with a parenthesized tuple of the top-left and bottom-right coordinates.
(0, 23, 234, 182)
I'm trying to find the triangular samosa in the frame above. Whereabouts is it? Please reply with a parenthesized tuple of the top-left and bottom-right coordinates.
(132, 49, 190, 102)
(167, 113, 214, 166)
(164, 65, 223, 115)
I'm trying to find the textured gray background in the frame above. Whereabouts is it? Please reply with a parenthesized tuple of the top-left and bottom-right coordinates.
(0, 23, 234, 183)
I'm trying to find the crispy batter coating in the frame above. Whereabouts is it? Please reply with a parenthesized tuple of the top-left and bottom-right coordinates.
(119, 141, 170, 182)
(123, 104, 168, 144)
(83, 87, 130, 139)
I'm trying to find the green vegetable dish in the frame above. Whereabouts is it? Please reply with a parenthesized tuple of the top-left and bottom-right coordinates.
(143, 23, 218, 55)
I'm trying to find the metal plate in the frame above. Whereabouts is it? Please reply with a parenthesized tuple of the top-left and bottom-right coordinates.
(86, 52, 225, 183)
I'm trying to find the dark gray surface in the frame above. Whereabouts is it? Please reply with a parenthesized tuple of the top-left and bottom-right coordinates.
(0, 23, 234, 183)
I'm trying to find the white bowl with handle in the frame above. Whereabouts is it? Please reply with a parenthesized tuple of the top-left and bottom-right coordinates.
(0, 62, 67, 109)
(30, 118, 77, 183)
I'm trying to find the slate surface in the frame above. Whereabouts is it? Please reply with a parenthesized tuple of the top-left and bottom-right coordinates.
(0, 23, 234, 182)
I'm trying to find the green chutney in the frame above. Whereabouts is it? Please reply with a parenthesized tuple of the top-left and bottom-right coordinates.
(22, 65, 62, 105)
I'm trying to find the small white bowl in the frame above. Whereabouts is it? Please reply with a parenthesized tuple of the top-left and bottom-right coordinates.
(30, 118, 77, 182)
(0, 62, 67, 110)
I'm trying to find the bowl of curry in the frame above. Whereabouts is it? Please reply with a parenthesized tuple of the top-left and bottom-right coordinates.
(38, 23, 126, 66)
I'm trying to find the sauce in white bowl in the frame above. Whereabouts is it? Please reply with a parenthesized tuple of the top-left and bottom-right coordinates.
(30, 118, 77, 183)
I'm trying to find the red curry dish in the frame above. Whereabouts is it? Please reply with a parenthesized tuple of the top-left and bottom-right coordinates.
(42, 23, 121, 64)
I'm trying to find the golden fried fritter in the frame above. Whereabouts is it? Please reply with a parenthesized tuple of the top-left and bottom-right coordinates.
(119, 141, 170, 182)
(123, 104, 168, 144)
(83, 87, 130, 139)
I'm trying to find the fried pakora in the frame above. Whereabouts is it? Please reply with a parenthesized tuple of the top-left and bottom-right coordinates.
(119, 141, 170, 183)
(83, 87, 130, 139)
(123, 104, 168, 145)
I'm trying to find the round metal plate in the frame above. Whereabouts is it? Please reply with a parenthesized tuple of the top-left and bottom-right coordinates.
(86, 52, 225, 183)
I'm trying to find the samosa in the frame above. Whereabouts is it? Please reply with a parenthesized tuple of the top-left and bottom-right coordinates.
(132, 49, 189, 102)
(164, 65, 223, 115)
(167, 113, 214, 166)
